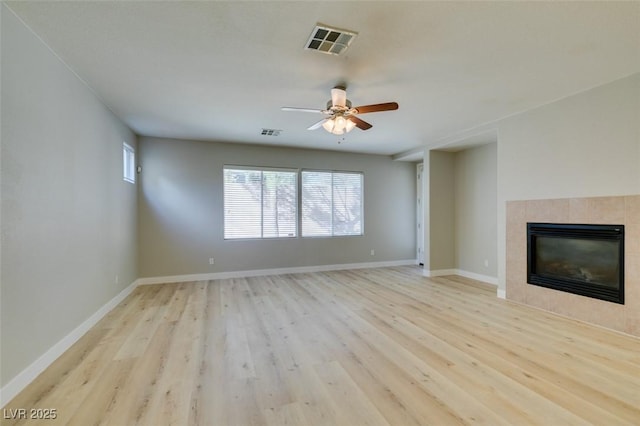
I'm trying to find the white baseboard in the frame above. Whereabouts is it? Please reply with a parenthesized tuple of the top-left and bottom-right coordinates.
(0, 279, 139, 407)
(422, 268, 457, 278)
(423, 268, 499, 287)
(497, 288, 507, 299)
(138, 259, 418, 285)
(455, 270, 499, 286)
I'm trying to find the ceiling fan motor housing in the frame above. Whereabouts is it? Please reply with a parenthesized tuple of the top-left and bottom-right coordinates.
(326, 99, 352, 112)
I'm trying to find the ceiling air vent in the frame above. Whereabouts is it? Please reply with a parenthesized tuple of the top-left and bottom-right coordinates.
(305, 24, 357, 56)
(261, 128, 282, 136)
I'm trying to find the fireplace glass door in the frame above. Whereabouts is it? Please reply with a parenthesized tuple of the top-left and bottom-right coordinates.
(527, 223, 624, 304)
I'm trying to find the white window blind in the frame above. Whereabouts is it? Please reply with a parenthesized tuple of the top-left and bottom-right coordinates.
(123, 143, 135, 183)
(302, 170, 363, 237)
(224, 167, 297, 239)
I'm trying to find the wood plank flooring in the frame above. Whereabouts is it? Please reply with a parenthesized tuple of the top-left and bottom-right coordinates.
(3, 266, 639, 425)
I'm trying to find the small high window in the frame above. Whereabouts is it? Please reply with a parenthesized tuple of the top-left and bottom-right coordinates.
(123, 143, 135, 183)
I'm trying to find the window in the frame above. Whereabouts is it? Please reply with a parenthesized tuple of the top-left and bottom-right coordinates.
(224, 167, 297, 239)
(123, 143, 135, 183)
(302, 170, 363, 237)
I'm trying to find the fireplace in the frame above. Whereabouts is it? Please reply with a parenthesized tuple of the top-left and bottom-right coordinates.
(527, 223, 624, 304)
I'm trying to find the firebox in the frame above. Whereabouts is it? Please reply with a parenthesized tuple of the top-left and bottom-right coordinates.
(527, 223, 624, 304)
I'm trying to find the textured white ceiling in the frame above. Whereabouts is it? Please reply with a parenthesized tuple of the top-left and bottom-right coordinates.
(6, 1, 640, 156)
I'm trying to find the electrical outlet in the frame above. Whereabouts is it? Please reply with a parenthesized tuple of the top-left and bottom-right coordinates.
(209, 258, 215, 265)
(484, 259, 489, 267)
(115, 275, 119, 284)
(370, 249, 375, 256)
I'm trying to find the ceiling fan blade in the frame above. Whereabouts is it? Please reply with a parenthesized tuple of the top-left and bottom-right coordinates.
(348, 116, 373, 131)
(307, 118, 328, 130)
(281, 107, 326, 113)
(331, 87, 347, 108)
(353, 102, 399, 114)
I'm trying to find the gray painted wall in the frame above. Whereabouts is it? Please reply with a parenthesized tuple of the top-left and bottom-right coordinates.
(137, 137, 416, 277)
(454, 143, 497, 277)
(428, 151, 455, 271)
(425, 145, 497, 277)
(1, 6, 138, 386)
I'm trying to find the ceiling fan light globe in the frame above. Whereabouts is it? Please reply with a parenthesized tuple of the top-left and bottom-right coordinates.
(323, 116, 352, 135)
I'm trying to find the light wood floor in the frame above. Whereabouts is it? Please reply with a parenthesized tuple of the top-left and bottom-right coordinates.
(3, 266, 640, 425)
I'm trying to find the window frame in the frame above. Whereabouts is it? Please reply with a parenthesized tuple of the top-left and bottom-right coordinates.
(223, 165, 299, 240)
(300, 169, 364, 238)
(123, 142, 136, 184)
(223, 166, 364, 241)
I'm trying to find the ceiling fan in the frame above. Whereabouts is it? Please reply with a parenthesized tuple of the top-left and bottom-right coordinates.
(282, 86, 398, 135)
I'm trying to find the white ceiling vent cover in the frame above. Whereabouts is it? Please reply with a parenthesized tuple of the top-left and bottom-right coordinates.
(305, 24, 357, 56)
